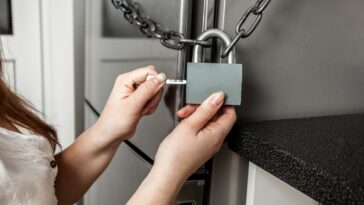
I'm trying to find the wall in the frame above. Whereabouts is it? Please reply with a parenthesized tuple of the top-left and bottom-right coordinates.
(40, 0, 85, 148)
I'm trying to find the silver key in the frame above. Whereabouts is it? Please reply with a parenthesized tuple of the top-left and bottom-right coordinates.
(165, 79, 187, 85)
(146, 75, 186, 85)
(135, 75, 187, 87)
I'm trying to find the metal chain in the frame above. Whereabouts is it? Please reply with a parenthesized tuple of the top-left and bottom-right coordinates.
(111, 0, 271, 57)
(111, 0, 211, 50)
(221, 0, 271, 58)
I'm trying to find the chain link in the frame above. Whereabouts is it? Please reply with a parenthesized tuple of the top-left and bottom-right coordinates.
(222, 0, 271, 58)
(111, 0, 211, 50)
(111, 0, 271, 55)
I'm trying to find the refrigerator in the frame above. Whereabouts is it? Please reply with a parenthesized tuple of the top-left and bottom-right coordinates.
(83, 0, 364, 204)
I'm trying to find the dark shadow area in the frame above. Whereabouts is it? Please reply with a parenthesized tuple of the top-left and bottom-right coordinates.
(0, 0, 13, 34)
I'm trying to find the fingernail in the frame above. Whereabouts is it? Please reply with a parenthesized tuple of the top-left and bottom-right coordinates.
(209, 91, 225, 107)
(157, 73, 166, 82)
(149, 73, 166, 85)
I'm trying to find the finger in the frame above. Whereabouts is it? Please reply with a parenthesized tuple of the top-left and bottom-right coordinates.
(126, 65, 158, 84)
(211, 113, 220, 122)
(141, 87, 164, 115)
(176, 105, 198, 118)
(181, 91, 225, 133)
(117, 65, 158, 94)
(130, 73, 166, 110)
(204, 106, 237, 139)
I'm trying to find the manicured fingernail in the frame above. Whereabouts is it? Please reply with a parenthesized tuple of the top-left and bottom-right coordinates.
(157, 73, 166, 82)
(209, 91, 225, 107)
(150, 73, 166, 85)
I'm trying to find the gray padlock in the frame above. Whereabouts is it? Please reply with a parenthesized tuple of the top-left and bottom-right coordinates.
(186, 29, 243, 106)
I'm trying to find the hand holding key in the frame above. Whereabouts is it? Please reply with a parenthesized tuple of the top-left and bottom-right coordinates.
(91, 65, 166, 142)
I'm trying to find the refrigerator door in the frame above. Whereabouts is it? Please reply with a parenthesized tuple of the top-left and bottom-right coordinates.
(85, 0, 191, 159)
(216, 0, 364, 122)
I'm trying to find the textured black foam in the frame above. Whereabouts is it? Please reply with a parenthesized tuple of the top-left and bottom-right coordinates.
(228, 114, 364, 205)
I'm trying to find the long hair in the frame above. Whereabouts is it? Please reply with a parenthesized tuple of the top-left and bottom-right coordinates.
(0, 42, 58, 151)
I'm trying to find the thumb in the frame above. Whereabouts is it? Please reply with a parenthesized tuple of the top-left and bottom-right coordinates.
(181, 91, 225, 133)
(130, 73, 166, 110)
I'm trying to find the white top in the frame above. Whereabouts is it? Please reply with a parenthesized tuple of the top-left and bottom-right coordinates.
(0, 127, 58, 205)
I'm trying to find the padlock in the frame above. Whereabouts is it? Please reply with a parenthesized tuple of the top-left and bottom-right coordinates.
(186, 29, 243, 106)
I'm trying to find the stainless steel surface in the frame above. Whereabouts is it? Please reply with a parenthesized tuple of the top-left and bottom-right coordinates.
(74, 0, 86, 138)
(192, 29, 235, 64)
(176, 180, 206, 205)
(103, 0, 140, 37)
(191, 0, 216, 35)
(210, 145, 249, 205)
(191, 0, 216, 63)
(174, 0, 191, 125)
(217, 0, 364, 122)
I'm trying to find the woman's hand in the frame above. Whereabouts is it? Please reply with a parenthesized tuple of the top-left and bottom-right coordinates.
(154, 91, 236, 183)
(127, 92, 237, 205)
(91, 65, 166, 142)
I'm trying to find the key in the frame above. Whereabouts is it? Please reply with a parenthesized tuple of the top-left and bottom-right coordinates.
(146, 75, 187, 85)
(165, 79, 187, 85)
(135, 75, 187, 87)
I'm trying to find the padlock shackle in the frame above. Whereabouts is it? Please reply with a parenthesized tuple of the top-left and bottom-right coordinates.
(192, 29, 236, 64)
